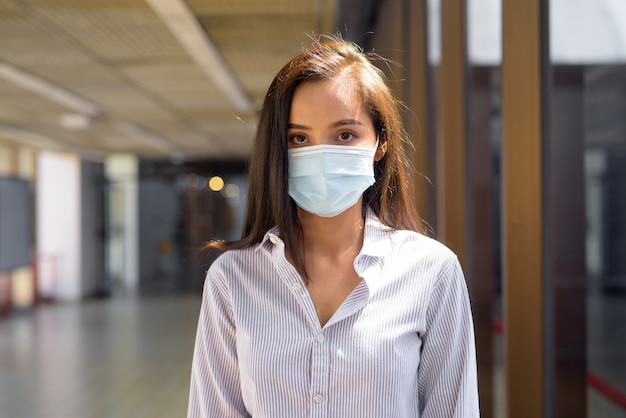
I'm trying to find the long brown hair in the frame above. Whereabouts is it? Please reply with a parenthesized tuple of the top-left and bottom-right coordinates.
(205, 36, 424, 279)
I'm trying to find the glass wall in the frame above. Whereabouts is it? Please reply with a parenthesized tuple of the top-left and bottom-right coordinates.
(583, 63, 626, 418)
(448, 0, 625, 416)
(550, 1, 626, 416)
(136, 159, 248, 294)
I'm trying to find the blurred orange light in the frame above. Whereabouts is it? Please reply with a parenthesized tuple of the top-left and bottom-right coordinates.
(208, 176, 224, 191)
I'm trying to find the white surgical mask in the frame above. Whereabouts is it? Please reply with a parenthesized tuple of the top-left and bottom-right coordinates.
(287, 143, 376, 217)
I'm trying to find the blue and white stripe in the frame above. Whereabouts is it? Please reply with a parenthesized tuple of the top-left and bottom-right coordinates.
(188, 208, 479, 417)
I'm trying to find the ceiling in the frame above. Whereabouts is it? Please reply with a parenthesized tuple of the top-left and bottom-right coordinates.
(0, 0, 352, 161)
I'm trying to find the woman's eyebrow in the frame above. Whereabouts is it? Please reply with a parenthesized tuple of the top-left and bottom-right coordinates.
(331, 119, 364, 128)
(287, 123, 310, 130)
(287, 119, 364, 130)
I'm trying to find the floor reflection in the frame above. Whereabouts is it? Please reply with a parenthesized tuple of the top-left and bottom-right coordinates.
(0, 296, 200, 418)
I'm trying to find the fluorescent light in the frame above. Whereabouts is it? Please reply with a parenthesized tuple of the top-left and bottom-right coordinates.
(0, 124, 66, 148)
(58, 113, 94, 130)
(0, 62, 101, 116)
(0, 124, 104, 160)
(0, 63, 177, 156)
(145, 0, 254, 114)
(114, 121, 176, 155)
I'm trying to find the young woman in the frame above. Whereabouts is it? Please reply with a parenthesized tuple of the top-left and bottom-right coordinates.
(188, 37, 479, 418)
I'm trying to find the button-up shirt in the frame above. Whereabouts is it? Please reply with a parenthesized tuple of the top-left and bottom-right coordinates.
(188, 208, 479, 417)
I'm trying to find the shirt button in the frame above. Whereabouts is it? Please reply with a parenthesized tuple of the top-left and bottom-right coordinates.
(269, 235, 279, 244)
(292, 283, 302, 291)
(316, 334, 325, 343)
(314, 394, 324, 403)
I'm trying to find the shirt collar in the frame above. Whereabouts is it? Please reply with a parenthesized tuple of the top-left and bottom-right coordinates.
(360, 206, 394, 258)
(257, 207, 395, 257)
(257, 226, 281, 252)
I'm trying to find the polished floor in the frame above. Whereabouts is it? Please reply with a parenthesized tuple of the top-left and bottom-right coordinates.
(0, 291, 624, 417)
(0, 296, 200, 418)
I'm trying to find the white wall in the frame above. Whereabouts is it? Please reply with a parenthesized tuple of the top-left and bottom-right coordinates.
(36, 151, 81, 301)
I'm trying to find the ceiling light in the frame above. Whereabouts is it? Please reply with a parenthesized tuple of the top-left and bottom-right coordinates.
(58, 113, 93, 130)
(114, 121, 176, 155)
(224, 183, 240, 198)
(0, 124, 65, 149)
(0, 62, 101, 116)
(0, 124, 104, 160)
(208, 176, 224, 192)
(145, 0, 254, 114)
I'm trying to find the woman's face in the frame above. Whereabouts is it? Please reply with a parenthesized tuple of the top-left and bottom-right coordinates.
(287, 78, 378, 151)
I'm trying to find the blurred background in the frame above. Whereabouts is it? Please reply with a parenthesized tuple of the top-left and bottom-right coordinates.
(0, 0, 624, 417)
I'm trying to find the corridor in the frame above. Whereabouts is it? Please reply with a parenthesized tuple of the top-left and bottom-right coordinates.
(0, 296, 200, 418)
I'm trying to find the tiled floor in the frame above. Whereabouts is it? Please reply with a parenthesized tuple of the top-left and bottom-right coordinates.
(0, 290, 624, 417)
(0, 296, 200, 418)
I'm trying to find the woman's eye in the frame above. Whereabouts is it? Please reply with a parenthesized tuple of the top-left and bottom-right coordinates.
(290, 134, 307, 144)
(338, 132, 354, 141)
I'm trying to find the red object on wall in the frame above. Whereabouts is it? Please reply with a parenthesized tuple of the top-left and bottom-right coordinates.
(0, 272, 11, 316)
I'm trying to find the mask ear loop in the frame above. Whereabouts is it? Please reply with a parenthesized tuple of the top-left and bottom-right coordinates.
(364, 136, 381, 217)
(374, 134, 387, 162)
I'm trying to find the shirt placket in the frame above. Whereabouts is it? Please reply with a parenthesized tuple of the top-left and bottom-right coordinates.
(309, 330, 329, 418)
(308, 281, 372, 418)
(268, 236, 332, 417)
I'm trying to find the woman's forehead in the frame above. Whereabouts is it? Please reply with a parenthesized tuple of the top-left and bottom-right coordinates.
(293, 78, 364, 109)
(290, 80, 371, 124)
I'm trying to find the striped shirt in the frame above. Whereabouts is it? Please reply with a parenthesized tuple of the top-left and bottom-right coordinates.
(188, 208, 479, 417)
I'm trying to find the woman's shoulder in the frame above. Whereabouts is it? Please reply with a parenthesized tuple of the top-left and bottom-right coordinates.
(392, 228, 455, 256)
(366, 209, 458, 266)
(202, 245, 261, 283)
(209, 244, 264, 271)
(386, 228, 460, 275)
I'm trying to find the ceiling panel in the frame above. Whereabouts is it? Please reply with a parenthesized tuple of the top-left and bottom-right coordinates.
(119, 61, 227, 110)
(31, 2, 187, 62)
(0, 17, 93, 67)
(0, 0, 337, 161)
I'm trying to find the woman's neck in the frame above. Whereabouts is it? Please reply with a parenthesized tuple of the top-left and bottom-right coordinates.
(297, 202, 365, 261)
